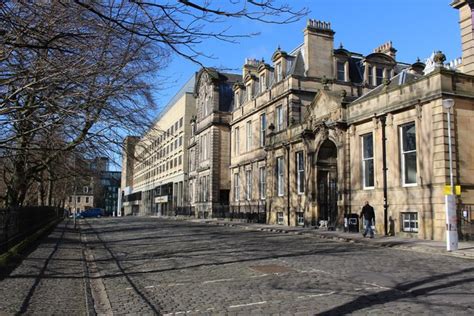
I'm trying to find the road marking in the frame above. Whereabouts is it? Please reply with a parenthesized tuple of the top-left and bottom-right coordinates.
(229, 301, 267, 308)
(298, 269, 332, 275)
(362, 282, 391, 290)
(297, 291, 335, 299)
(202, 278, 234, 284)
(249, 274, 268, 278)
(144, 285, 155, 289)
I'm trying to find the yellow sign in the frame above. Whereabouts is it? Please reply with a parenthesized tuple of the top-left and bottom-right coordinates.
(444, 185, 461, 195)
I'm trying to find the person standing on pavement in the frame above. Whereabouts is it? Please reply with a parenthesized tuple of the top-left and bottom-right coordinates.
(360, 201, 375, 238)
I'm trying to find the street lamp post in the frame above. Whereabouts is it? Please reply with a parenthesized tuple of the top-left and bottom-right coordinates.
(442, 98, 458, 251)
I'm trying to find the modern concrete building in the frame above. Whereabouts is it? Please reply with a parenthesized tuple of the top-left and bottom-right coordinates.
(187, 68, 241, 218)
(120, 76, 196, 216)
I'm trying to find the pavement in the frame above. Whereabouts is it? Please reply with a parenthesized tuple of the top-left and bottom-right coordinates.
(186, 217, 474, 260)
(0, 219, 93, 315)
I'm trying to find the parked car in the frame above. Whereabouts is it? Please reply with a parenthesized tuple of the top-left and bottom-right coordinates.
(76, 208, 103, 219)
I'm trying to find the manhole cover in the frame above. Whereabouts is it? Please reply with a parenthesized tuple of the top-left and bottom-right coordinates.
(249, 264, 293, 273)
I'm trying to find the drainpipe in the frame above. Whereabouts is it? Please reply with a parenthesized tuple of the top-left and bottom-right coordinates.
(286, 143, 291, 226)
(380, 115, 389, 236)
(286, 97, 291, 226)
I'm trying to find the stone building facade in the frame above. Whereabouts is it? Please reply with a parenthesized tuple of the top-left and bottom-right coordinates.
(188, 69, 241, 218)
(230, 20, 409, 226)
(228, 1, 474, 241)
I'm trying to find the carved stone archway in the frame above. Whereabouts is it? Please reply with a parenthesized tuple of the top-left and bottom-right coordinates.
(315, 139, 338, 228)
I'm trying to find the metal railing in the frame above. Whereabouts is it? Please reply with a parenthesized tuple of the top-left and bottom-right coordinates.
(213, 204, 266, 223)
(1, 206, 63, 254)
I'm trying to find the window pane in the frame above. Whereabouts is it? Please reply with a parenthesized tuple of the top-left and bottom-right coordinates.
(365, 159, 374, 187)
(363, 134, 373, 158)
(260, 114, 266, 147)
(405, 152, 417, 184)
(337, 61, 345, 81)
(277, 157, 284, 196)
(402, 124, 416, 151)
(376, 67, 384, 85)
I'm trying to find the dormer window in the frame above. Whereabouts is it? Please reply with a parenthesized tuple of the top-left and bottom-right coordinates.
(376, 67, 384, 85)
(336, 61, 346, 81)
(246, 83, 252, 101)
(235, 91, 240, 108)
(368, 66, 374, 85)
(276, 62, 282, 82)
(259, 73, 266, 92)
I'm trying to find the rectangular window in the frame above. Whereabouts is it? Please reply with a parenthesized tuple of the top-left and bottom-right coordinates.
(234, 173, 240, 201)
(189, 181, 194, 203)
(179, 117, 183, 128)
(276, 106, 283, 132)
(202, 178, 206, 202)
(400, 122, 417, 185)
(203, 98, 208, 117)
(234, 127, 240, 155)
(259, 74, 266, 92)
(246, 120, 252, 151)
(362, 133, 375, 188)
(235, 92, 240, 108)
(368, 66, 374, 85)
(276, 156, 284, 196)
(277, 212, 284, 225)
(246, 170, 252, 201)
(376, 67, 384, 85)
(276, 62, 282, 81)
(85, 197, 89, 203)
(337, 61, 345, 81)
(260, 114, 266, 147)
(297, 211, 304, 226)
(77, 196, 81, 203)
(246, 84, 252, 101)
(296, 151, 305, 194)
(259, 167, 266, 200)
(402, 212, 418, 232)
(69, 196, 72, 203)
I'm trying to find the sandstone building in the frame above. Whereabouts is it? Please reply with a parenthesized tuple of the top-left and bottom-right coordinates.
(187, 69, 241, 218)
(229, 1, 474, 241)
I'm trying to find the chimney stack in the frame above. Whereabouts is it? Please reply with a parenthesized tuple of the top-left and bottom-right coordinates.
(451, 0, 474, 75)
(303, 19, 335, 78)
(373, 41, 397, 59)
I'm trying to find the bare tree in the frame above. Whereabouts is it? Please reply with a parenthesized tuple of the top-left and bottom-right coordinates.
(0, 0, 307, 207)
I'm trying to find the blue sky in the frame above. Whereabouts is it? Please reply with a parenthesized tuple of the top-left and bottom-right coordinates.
(152, 0, 461, 115)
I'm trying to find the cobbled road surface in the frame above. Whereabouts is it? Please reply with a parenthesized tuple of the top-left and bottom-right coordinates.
(81, 217, 474, 315)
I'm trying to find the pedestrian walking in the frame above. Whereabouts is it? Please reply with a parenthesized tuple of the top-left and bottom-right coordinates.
(360, 201, 375, 238)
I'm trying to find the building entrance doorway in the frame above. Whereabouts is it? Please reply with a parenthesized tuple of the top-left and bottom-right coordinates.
(316, 140, 338, 228)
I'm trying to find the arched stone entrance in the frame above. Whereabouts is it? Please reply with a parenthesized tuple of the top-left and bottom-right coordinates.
(316, 139, 338, 228)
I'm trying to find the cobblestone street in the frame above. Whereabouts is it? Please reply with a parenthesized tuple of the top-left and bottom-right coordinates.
(1, 217, 474, 315)
(85, 217, 474, 315)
